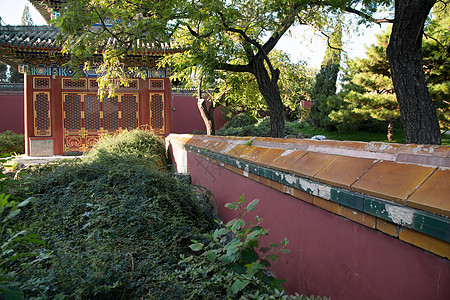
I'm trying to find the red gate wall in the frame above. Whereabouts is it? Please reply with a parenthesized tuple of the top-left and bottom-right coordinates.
(171, 92, 227, 134)
(0, 91, 24, 134)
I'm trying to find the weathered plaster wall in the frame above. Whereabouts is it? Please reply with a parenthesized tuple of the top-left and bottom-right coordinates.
(167, 134, 450, 300)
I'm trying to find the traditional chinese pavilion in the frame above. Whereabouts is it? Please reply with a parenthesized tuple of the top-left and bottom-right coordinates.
(0, 0, 176, 156)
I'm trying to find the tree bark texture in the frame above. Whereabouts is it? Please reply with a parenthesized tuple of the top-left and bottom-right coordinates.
(386, 0, 441, 144)
(197, 97, 216, 135)
(251, 56, 285, 138)
(197, 80, 215, 135)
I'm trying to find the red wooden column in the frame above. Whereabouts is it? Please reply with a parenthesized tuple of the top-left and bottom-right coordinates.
(51, 75, 64, 155)
(24, 74, 34, 156)
(164, 78, 172, 135)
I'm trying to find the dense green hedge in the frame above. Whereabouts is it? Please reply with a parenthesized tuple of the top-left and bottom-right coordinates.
(7, 131, 212, 298)
(2, 130, 324, 299)
(0, 131, 24, 156)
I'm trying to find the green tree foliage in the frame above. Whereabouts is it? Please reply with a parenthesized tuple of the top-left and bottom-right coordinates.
(55, 0, 350, 138)
(56, 0, 442, 143)
(272, 51, 316, 121)
(308, 21, 343, 130)
(0, 64, 7, 82)
(0, 64, 23, 83)
(330, 29, 400, 134)
(422, 2, 450, 132)
(332, 7, 449, 135)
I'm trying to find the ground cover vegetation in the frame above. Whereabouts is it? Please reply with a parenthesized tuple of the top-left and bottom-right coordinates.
(56, 0, 446, 144)
(0, 131, 25, 156)
(1, 130, 326, 299)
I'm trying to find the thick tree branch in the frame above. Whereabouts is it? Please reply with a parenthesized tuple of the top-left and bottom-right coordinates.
(216, 62, 253, 74)
(185, 23, 214, 38)
(216, 11, 280, 79)
(262, 4, 302, 53)
(342, 7, 394, 24)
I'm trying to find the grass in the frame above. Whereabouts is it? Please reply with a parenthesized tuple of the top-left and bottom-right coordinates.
(297, 123, 450, 145)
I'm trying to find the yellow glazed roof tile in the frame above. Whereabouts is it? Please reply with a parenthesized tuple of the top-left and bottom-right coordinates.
(224, 144, 248, 157)
(407, 168, 450, 217)
(255, 148, 287, 166)
(314, 156, 376, 189)
(351, 161, 436, 204)
(290, 152, 336, 178)
(238, 146, 270, 162)
(269, 150, 308, 171)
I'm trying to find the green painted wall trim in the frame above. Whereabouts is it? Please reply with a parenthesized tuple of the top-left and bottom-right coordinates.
(179, 142, 450, 243)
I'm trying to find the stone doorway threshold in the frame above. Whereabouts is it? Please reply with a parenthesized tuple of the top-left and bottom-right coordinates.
(7, 155, 85, 166)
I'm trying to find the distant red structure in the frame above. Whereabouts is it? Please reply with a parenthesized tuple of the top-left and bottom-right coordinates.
(0, 84, 24, 134)
(300, 100, 312, 109)
(0, 83, 226, 142)
(171, 91, 227, 134)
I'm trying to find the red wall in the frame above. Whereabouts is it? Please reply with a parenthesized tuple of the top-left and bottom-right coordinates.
(186, 151, 450, 300)
(171, 93, 227, 134)
(0, 93, 24, 134)
(0, 91, 226, 136)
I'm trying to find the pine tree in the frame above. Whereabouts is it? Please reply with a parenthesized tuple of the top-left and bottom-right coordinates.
(422, 2, 450, 132)
(308, 21, 343, 130)
(21, 5, 34, 26)
(330, 29, 400, 137)
(332, 6, 449, 137)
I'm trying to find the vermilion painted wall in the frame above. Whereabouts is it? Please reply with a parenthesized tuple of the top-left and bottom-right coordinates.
(0, 93, 24, 134)
(171, 93, 227, 134)
(185, 151, 450, 300)
(0, 91, 226, 136)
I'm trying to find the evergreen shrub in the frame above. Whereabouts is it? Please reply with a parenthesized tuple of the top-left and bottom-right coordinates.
(0, 131, 25, 156)
(3, 130, 325, 299)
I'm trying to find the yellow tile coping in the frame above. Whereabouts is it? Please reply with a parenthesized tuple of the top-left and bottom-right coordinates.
(166, 134, 450, 256)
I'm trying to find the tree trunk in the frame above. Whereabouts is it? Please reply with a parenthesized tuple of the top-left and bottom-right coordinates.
(197, 98, 216, 135)
(386, 0, 441, 144)
(252, 56, 285, 138)
(197, 79, 215, 135)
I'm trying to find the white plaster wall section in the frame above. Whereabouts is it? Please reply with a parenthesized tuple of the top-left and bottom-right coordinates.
(318, 185, 332, 200)
(385, 204, 415, 227)
(284, 174, 297, 186)
(298, 178, 319, 197)
(173, 144, 188, 173)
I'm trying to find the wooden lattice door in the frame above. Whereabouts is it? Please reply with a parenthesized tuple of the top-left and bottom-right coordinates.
(63, 93, 139, 153)
(150, 93, 164, 134)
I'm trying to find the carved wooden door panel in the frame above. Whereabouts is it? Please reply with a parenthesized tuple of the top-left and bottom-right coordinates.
(63, 93, 139, 153)
(63, 93, 83, 152)
(149, 92, 164, 134)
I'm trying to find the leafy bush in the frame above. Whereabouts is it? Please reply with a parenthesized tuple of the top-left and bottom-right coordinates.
(86, 129, 168, 169)
(217, 116, 271, 137)
(219, 113, 258, 132)
(1, 156, 44, 299)
(12, 156, 213, 299)
(0, 131, 24, 156)
(3, 131, 326, 299)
